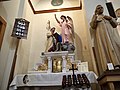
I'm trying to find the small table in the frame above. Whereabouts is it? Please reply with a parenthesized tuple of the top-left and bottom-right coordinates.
(97, 69, 120, 90)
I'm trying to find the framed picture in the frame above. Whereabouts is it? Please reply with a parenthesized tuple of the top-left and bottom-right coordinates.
(28, 0, 82, 14)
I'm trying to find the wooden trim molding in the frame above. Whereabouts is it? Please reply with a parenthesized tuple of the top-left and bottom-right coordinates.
(28, 0, 35, 14)
(28, 0, 82, 14)
(0, 16, 6, 27)
(0, 16, 7, 50)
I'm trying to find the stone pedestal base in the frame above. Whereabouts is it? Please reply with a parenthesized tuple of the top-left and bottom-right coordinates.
(97, 70, 120, 90)
(41, 51, 75, 73)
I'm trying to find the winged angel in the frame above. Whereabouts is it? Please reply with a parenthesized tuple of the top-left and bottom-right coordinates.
(54, 14, 75, 44)
(67, 16, 75, 43)
(55, 14, 75, 52)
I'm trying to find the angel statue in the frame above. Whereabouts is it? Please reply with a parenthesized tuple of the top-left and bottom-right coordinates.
(54, 14, 75, 52)
(67, 16, 75, 43)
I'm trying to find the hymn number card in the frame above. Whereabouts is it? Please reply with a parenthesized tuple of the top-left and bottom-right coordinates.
(11, 18, 30, 39)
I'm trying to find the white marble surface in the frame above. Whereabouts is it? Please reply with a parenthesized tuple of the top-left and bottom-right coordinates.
(9, 71, 98, 90)
(40, 51, 75, 73)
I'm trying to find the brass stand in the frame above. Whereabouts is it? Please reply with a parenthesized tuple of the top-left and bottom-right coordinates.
(7, 38, 20, 90)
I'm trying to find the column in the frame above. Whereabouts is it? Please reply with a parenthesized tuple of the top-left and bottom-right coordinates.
(68, 53, 75, 63)
(41, 56, 45, 64)
(47, 56, 52, 73)
(62, 56, 66, 73)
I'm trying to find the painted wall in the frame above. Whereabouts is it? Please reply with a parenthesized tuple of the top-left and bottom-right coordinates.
(84, 0, 108, 27)
(0, 0, 20, 89)
(107, 0, 120, 35)
(0, 0, 33, 89)
(107, 0, 120, 10)
(28, 11, 85, 70)
(25, 0, 119, 75)
(14, 0, 34, 75)
(27, 0, 97, 73)
(83, 0, 120, 75)
(84, 0, 120, 28)
(1, 0, 119, 89)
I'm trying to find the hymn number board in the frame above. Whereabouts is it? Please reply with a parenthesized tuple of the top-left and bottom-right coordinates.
(11, 18, 30, 39)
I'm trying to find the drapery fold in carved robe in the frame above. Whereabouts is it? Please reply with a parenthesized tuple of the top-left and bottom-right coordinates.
(90, 14, 120, 75)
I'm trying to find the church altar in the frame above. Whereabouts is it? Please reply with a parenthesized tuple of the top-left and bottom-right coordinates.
(9, 71, 98, 90)
(40, 51, 75, 73)
(9, 51, 98, 90)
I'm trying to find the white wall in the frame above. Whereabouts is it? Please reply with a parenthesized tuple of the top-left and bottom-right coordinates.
(2, 1, 119, 89)
(107, 0, 120, 39)
(27, 0, 119, 74)
(0, 0, 20, 89)
(83, 0, 120, 74)
(107, 0, 120, 10)
(27, 0, 97, 72)
(80, 0, 108, 74)
(0, 0, 34, 89)
(14, 0, 34, 75)
(28, 11, 86, 70)
(84, 0, 120, 26)
(78, 0, 108, 74)
(84, 0, 108, 27)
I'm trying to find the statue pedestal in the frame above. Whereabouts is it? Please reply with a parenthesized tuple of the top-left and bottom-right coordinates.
(97, 69, 120, 90)
(41, 51, 75, 73)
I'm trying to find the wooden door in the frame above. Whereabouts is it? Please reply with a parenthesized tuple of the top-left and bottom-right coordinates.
(0, 16, 6, 50)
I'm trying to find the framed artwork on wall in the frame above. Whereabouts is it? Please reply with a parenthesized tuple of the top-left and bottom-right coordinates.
(28, 0, 82, 14)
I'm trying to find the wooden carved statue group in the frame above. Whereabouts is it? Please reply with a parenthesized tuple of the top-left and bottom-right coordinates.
(45, 14, 75, 53)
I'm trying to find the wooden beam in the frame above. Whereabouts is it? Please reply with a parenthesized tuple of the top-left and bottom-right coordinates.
(7, 39, 20, 90)
(28, 0, 35, 14)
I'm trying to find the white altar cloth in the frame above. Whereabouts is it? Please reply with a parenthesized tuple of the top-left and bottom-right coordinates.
(9, 71, 98, 90)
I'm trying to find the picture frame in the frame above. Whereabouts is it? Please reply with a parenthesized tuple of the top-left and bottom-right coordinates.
(28, 0, 82, 14)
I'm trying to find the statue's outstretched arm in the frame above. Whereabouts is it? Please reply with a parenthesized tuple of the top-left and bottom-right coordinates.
(54, 14, 60, 24)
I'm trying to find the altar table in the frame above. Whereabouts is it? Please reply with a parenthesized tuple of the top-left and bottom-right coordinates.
(9, 71, 98, 90)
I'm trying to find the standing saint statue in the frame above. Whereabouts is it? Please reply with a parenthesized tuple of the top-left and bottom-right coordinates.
(90, 5, 120, 75)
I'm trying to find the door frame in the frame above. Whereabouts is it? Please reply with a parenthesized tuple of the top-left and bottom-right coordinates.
(0, 16, 7, 50)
